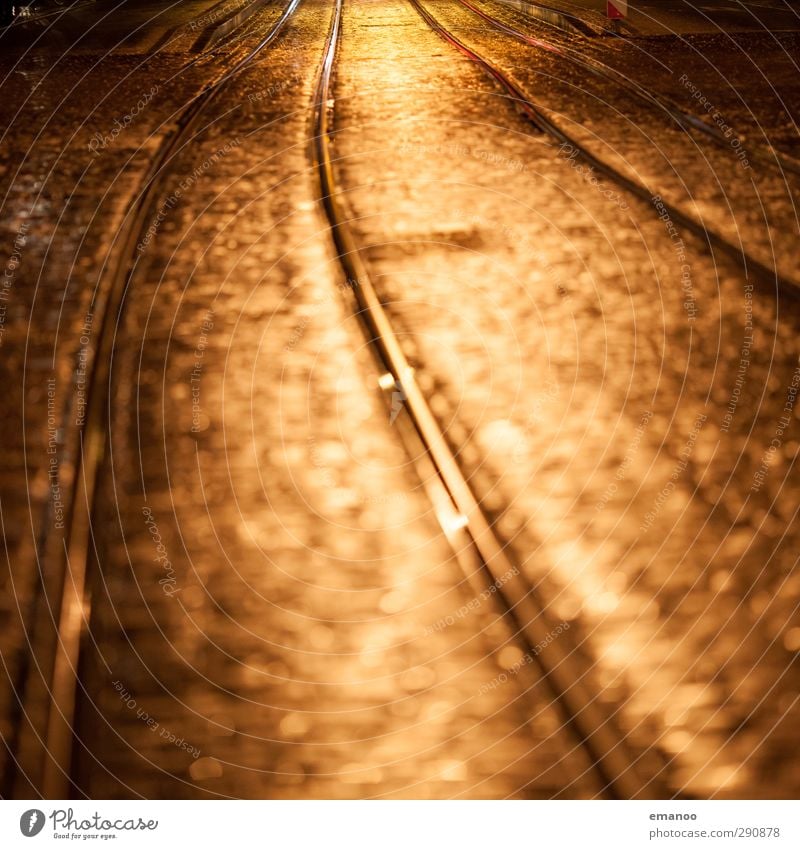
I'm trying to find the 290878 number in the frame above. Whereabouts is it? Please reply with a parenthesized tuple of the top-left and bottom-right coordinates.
(735, 828, 780, 838)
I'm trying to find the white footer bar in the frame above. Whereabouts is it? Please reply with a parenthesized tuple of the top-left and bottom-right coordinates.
(3, 800, 798, 848)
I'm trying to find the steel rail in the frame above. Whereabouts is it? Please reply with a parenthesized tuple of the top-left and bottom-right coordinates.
(182, 0, 278, 70)
(458, 0, 800, 178)
(410, 0, 800, 302)
(312, 0, 664, 800)
(494, 0, 598, 36)
(9, 0, 303, 799)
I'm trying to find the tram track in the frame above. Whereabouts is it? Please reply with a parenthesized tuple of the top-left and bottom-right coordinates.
(457, 0, 800, 178)
(312, 0, 666, 801)
(8, 0, 778, 801)
(3, 0, 302, 800)
(410, 0, 800, 302)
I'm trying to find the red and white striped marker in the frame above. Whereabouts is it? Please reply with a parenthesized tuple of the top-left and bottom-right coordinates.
(607, 0, 627, 18)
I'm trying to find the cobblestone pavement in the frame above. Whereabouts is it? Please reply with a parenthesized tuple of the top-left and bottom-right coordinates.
(333, 0, 800, 798)
(0, 0, 285, 791)
(1, 0, 799, 799)
(70, 0, 603, 800)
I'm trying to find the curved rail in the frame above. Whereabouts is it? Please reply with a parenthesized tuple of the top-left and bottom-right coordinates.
(7, 0, 302, 800)
(312, 0, 663, 800)
(410, 0, 800, 301)
(458, 0, 800, 178)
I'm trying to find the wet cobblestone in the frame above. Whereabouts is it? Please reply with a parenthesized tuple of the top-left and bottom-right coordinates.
(2, 0, 799, 801)
(68, 0, 599, 799)
(0, 0, 321, 794)
(334, 0, 800, 799)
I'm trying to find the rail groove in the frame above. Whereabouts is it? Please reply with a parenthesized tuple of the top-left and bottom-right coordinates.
(312, 0, 663, 800)
(412, 0, 800, 302)
(460, 0, 800, 178)
(7, 0, 302, 800)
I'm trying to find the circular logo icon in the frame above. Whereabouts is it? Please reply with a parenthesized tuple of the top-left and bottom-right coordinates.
(19, 810, 45, 837)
